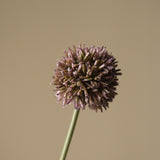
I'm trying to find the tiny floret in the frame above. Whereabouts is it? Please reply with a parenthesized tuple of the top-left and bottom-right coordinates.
(51, 44, 122, 112)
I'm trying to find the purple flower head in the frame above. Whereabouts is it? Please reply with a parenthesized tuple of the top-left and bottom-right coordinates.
(51, 44, 122, 112)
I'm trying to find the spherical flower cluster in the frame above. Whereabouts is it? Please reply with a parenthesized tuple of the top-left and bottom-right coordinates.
(51, 44, 121, 112)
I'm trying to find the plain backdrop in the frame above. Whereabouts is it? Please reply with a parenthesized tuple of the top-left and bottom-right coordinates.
(0, 0, 160, 160)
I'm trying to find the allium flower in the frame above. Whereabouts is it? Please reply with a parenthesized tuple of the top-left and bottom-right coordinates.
(51, 44, 122, 112)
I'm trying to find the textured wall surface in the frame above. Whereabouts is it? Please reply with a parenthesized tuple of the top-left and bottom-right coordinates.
(0, 0, 160, 160)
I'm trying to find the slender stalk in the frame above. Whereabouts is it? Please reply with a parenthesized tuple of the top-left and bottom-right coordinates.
(59, 108, 80, 160)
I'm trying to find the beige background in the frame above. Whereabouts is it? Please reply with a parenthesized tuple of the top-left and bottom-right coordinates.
(0, 0, 160, 160)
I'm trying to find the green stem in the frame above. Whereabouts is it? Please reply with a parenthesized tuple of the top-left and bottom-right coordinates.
(59, 108, 80, 160)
